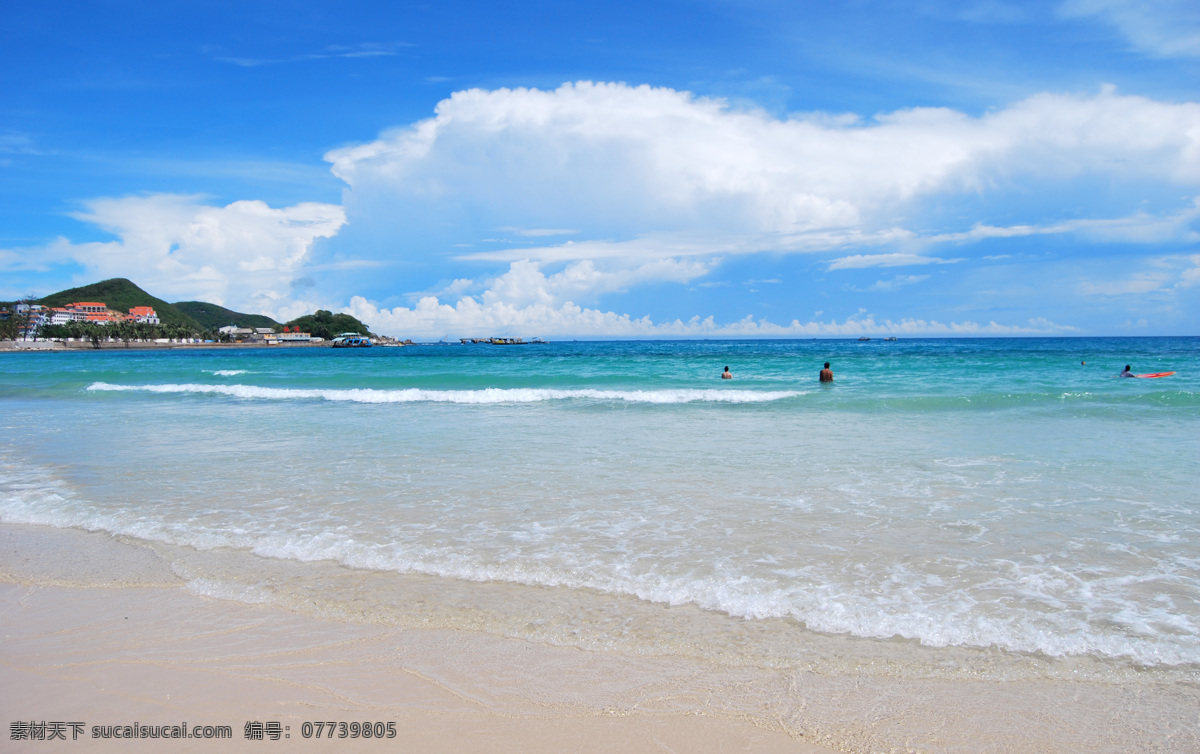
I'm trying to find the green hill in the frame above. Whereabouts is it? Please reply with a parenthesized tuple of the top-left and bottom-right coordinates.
(37, 278, 202, 330)
(285, 310, 373, 340)
(174, 301, 279, 331)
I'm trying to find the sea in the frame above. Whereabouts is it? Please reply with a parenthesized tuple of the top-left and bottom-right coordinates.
(2, 337, 1198, 716)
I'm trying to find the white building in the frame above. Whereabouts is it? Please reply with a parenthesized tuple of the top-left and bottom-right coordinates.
(218, 326, 255, 339)
(50, 309, 84, 325)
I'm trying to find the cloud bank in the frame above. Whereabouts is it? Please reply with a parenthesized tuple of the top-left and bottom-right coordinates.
(328, 81, 1200, 266)
(314, 81, 1200, 335)
(347, 295, 1078, 339)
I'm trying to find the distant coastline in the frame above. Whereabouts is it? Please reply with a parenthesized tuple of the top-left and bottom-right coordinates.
(0, 340, 327, 352)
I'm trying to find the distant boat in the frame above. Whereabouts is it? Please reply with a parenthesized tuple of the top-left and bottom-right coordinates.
(331, 332, 372, 348)
(858, 337, 871, 341)
(883, 337, 897, 341)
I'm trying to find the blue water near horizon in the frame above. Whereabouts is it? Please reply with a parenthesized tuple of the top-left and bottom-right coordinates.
(2, 336, 1198, 668)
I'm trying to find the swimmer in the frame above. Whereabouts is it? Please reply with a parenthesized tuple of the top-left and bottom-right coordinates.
(1117, 364, 1137, 378)
(819, 362, 833, 382)
(722, 366, 732, 379)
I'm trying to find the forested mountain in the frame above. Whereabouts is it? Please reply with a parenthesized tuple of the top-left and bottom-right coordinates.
(285, 310, 373, 340)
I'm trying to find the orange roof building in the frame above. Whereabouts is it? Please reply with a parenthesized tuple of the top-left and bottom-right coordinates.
(66, 302, 108, 314)
(126, 306, 160, 324)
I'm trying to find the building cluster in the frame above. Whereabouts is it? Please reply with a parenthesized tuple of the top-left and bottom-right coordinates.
(217, 325, 318, 344)
(13, 302, 160, 335)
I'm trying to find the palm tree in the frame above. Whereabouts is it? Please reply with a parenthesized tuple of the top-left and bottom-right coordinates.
(79, 321, 103, 348)
(114, 319, 135, 346)
(63, 320, 83, 342)
(133, 321, 152, 342)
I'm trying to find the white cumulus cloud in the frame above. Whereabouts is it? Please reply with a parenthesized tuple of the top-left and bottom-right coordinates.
(327, 81, 1200, 271)
(315, 81, 1200, 335)
(480, 258, 714, 308)
(39, 194, 345, 315)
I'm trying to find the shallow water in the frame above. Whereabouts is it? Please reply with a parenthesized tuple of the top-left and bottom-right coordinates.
(2, 337, 1198, 675)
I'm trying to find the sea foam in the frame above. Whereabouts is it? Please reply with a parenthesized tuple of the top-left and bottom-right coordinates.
(3, 455, 1197, 667)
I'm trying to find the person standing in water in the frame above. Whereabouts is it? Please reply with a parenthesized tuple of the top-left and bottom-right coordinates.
(820, 362, 833, 382)
(722, 366, 732, 379)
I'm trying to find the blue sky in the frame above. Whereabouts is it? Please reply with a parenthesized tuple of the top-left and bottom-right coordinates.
(2, 0, 1199, 337)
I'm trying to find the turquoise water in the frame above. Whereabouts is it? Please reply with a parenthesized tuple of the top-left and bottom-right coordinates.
(2, 338, 1198, 668)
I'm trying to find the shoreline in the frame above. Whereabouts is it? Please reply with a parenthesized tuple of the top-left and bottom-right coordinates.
(0, 523, 829, 753)
(3, 522, 1198, 752)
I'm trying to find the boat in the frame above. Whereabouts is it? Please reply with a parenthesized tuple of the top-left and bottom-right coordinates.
(883, 337, 897, 341)
(858, 337, 871, 341)
(331, 332, 372, 348)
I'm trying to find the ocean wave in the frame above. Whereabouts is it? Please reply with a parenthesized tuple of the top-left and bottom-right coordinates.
(9, 492, 1193, 666)
(85, 382, 803, 405)
(4, 462, 1196, 667)
(208, 370, 247, 376)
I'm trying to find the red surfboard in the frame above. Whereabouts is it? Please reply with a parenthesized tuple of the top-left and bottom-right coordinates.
(1136, 372, 1175, 378)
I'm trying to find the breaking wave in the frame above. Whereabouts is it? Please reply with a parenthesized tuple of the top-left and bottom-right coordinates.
(86, 382, 802, 404)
